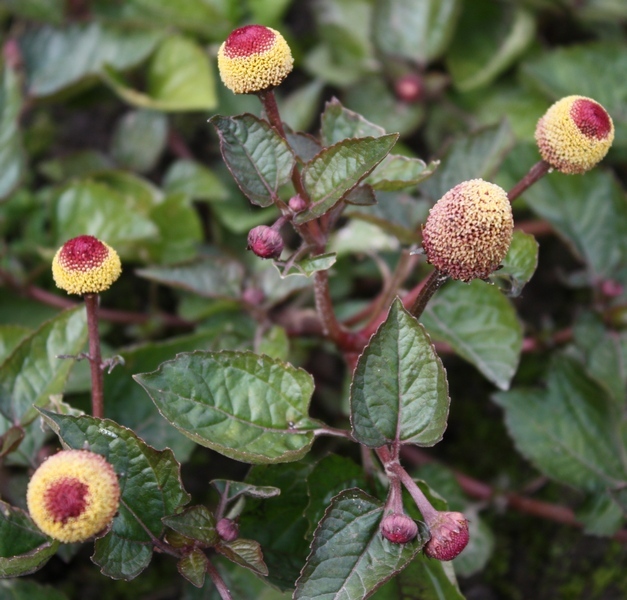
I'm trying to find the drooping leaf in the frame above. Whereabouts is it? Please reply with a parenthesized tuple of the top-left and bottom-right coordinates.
(492, 355, 627, 491)
(0, 500, 59, 577)
(134, 351, 320, 464)
(210, 480, 281, 502)
(372, 0, 462, 64)
(422, 280, 523, 390)
(210, 114, 296, 207)
(351, 298, 449, 448)
(216, 538, 268, 576)
(0, 306, 87, 425)
(0, 65, 25, 200)
(295, 134, 399, 224)
(294, 489, 426, 600)
(488, 230, 539, 296)
(40, 412, 190, 580)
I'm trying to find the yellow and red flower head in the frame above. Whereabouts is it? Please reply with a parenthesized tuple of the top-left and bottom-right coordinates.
(52, 235, 121, 295)
(217, 25, 293, 94)
(535, 95, 614, 174)
(27, 449, 120, 543)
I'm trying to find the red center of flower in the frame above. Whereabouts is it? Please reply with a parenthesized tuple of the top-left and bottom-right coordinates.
(223, 25, 276, 58)
(59, 235, 108, 271)
(44, 477, 89, 524)
(571, 98, 612, 139)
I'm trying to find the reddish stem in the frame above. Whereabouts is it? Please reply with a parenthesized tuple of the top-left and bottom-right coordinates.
(409, 269, 448, 320)
(507, 160, 551, 203)
(84, 294, 104, 419)
(206, 558, 232, 600)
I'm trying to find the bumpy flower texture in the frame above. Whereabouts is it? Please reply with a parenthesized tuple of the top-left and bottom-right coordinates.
(52, 235, 121, 295)
(218, 25, 293, 94)
(422, 179, 513, 282)
(27, 450, 120, 543)
(535, 95, 614, 174)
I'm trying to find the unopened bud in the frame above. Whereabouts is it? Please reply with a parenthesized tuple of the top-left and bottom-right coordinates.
(242, 287, 265, 305)
(216, 518, 239, 542)
(394, 73, 423, 104)
(424, 511, 469, 561)
(288, 194, 307, 213)
(380, 513, 418, 544)
(247, 225, 284, 259)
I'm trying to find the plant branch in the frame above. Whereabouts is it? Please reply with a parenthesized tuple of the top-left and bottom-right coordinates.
(84, 294, 104, 419)
(507, 160, 551, 202)
(206, 558, 232, 600)
(409, 269, 448, 319)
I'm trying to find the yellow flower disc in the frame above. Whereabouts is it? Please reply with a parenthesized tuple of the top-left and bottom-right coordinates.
(52, 235, 121, 295)
(422, 179, 513, 282)
(218, 25, 293, 94)
(535, 95, 614, 174)
(27, 449, 120, 543)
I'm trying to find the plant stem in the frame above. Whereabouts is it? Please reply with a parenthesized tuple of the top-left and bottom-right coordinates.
(258, 89, 286, 137)
(84, 294, 104, 419)
(409, 269, 448, 320)
(387, 461, 438, 522)
(313, 270, 354, 349)
(206, 558, 232, 600)
(507, 160, 551, 202)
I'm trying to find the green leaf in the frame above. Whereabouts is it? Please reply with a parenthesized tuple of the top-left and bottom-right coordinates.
(294, 488, 426, 600)
(20, 23, 162, 97)
(178, 548, 209, 588)
(372, 0, 461, 64)
(295, 134, 399, 224)
(492, 355, 627, 491)
(320, 99, 386, 147)
(39, 150, 113, 183)
(446, 1, 535, 91)
(0, 580, 69, 600)
(576, 492, 625, 537)
(163, 506, 218, 546)
(210, 480, 281, 502)
(278, 253, 337, 278)
(257, 325, 289, 361)
(351, 298, 449, 448)
(2, 0, 65, 23)
(0, 65, 25, 200)
(421, 120, 515, 201)
(280, 80, 326, 133)
(344, 185, 377, 206)
(134, 351, 320, 464)
(0, 325, 31, 364)
(0, 306, 87, 425)
(422, 280, 523, 390)
(489, 230, 539, 297)
(216, 538, 268, 576)
(163, 159, 229, 203)
(136, 256, 244, 299)
(365, 155, 439, 191)
(111, 109, 168, 173)
(40, 412, 190, 580)
(210, 114, 296, 208)
(0, 500, 59, 577)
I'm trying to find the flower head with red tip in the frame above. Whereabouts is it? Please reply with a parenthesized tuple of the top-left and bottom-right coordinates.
(424, 511, 469, 561)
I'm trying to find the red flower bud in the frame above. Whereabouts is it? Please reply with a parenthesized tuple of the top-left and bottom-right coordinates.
(288, 194, 307, 213)
(216, 518, 239, 542)
(394, 73, 423, 104)
(424, 511, 469, 561)
(380, 513, 418, 544)
(247, 225, 284, 259)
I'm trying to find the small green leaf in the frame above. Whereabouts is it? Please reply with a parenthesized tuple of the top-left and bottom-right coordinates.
(178, 548, 209, 588)
(351, 298, 449, 448)
(163, 506, 217, 546)
(320, 99, 386, 147)
(210, 480, 281, 502)
(278, 253, 337, 278)
(0, 500, 60, 577)
(216, 538, 268, 576)
(163, 159, 229, 203)
(422, 280, 523, 390)
(210, 114, 296, 208)
(576, 492, 624, 537)
(373, 0, 461, 64)
(446, 1, 535, 91)
(0, 65, 25, 200)
(0, 306, 87, 425)
(295, 134, 399, 224)
(365, 155, 439, 191)
(134, 351, 320, 464)
(489, 230, 539, 297)
(493, 355, 627, 491)
(344, 185, 376, 206)
(294, 489, 426, 600)
(40, 412, 190, 580)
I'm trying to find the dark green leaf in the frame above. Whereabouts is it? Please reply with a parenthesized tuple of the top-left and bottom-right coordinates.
(0, 65, 25, 200)
(351, 298, 449, 447)
(344, 185, 377, 206)
(373, 0, 461, 64)
(489, 230, 539, 297)
(421, 120, 515, 201)
(20, 23, 162, 97)
(0, 500, 59, 577)
(446, 1, 535, 91)
(285, 129, 322, 164)
(295, 134, 399, 224)
(320, 99, 386, 147)
(178, 549, 209, 588)
(294, 489, 426, 600)
(0, 579, 69, 600)
(40, 412, 190, 579)
(365, 155, 439, 191)
(163, 159, 229, 203)
(0, 306, 87, 425)
(216, 538, 268, 576)
(210, 480, 281, 502)
(163, 506, 217, 546)
(422, 280, 523, 390)
(134, 351, 320, 464)
(210, 114, 296, 207)
(492, 355, 627, 491)
(2, 0, 64, 23)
